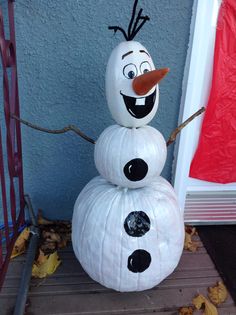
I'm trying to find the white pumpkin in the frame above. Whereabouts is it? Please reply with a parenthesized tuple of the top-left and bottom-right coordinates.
(72, 175, 184, 292)
(94, 124, 167, 188)
(106, 41, 159, 128)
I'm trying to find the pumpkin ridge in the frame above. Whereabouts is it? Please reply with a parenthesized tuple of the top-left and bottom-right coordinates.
(118, 189, 127, 292)
(104, 126, 118, 183)
(140, 190, 160, 284)
(146, 191, 162, 282)
(73, 179, 102, 258)
(129, 189, 140, 288)
(80, 183, 115, 281)
(118, 126, 127, 185)
(100, 188, 121, 287)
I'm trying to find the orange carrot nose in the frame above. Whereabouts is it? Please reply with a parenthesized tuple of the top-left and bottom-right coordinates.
(132, 68, 169, 96)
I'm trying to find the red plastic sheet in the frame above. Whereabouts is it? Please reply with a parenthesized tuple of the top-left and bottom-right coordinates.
(189, 0, 236, 184)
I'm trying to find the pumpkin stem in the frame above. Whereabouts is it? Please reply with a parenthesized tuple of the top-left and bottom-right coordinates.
(108, 26, 128, 41)
(108, 0, 150, 41)
(128, 0, 138, 39)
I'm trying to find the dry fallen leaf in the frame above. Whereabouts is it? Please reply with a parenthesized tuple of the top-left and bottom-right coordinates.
(37, 209, 55, 225)
(32, 249, 61, 278)
(208, 281, 228, 306)
(37, 210, 71, 254)
(179, 306, 194, 315)
(11, 227, 30, 259)
(185, 225, 198, 236)
(36, 249, 48, 265)
(42, 230, 61, 243)
(38, 209, 71, 227)
(40, 241, 57, 253)
(58, 236, 68, 249)
(184, 232, 199, 252)
(193, 294, 218, 315)
(184, 225, 199, 252)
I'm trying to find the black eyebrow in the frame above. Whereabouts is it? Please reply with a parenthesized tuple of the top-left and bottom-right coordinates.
(122, 51, 133, 59)
(140, 50, 150, 57)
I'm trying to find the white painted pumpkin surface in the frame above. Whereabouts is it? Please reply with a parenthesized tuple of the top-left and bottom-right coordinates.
(94, 125, 167, 188)
(72, 175, 184, 292)
(106, 41, 159, 127)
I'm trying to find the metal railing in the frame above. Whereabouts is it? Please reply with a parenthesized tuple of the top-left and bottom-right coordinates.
(0, 0, 25, 289)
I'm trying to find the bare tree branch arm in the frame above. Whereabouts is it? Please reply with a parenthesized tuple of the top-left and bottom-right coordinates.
(11, 113, 96, 144)
(11, 107, 204, 148)
(166, 107, 205, 146)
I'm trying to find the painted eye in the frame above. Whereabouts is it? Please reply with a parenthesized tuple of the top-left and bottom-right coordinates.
(123, 64, 138, 79)
(140, 61, 152, 74)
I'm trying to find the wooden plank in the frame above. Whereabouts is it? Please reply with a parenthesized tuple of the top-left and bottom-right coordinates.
(3, 242, 205, 264)
(1, 295, 236, 315)
(3, 252, 215, 280)
(3, 266, 218, 292)
(0, 275, 221, 296)
(1, 241, 236, 315)
(0, 254, 25, 314)
(23, 287, 235, 315)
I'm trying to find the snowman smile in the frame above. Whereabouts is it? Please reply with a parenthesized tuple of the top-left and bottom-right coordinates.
(120, 90, 156, 119)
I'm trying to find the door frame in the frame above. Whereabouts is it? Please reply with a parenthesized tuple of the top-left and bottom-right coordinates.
(173, 0, 236, 213)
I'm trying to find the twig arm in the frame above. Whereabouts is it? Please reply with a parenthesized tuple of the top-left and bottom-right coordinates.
(166, 107, 205, 146)
(11, 107, 204, 148)
(10, 113, 96, 144)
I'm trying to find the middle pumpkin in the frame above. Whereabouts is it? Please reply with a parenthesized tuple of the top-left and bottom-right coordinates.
(95, 124, 167, 189)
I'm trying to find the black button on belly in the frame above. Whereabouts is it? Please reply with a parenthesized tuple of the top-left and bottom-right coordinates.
(124, 211, 150, 237)
(128, 249, 151, 273)
(123, 158, 148, 181)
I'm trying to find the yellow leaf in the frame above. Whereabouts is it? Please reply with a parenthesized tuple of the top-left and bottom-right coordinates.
(36, 249, 48, 265)
(184, 225, 199, 252)
(179, 306, 194, 315)
(208, 281, 228, 305)
(185, 225, 197, 236)
(11, 227, 30, 259)
(32, 250, 61, 278)
(192, 294, 218, 315)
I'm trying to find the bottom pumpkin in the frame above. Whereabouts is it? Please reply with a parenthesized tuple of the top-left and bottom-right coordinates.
(72, 176, 184, 292)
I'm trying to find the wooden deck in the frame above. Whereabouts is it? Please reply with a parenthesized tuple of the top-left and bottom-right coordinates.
(1, 238, 236, 315)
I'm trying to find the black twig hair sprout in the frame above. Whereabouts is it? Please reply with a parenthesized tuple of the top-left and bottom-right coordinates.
(108, 0, 150, 41)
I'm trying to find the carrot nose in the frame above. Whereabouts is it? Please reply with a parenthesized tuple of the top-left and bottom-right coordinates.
(132, 68, 169, 96)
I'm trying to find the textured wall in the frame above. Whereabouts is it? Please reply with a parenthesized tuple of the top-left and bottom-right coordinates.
(9, 0, 193, 219)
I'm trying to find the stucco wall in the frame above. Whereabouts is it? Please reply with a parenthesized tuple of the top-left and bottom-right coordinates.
(10, 0, 193, 219)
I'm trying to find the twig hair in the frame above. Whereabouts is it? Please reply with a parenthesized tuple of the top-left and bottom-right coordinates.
(108, 0, 150, 41)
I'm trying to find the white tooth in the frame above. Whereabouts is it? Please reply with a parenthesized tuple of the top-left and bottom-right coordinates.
(135, 97, 145, 106)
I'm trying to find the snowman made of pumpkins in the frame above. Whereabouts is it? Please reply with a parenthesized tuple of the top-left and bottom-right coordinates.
(72, 0, 184, 292)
